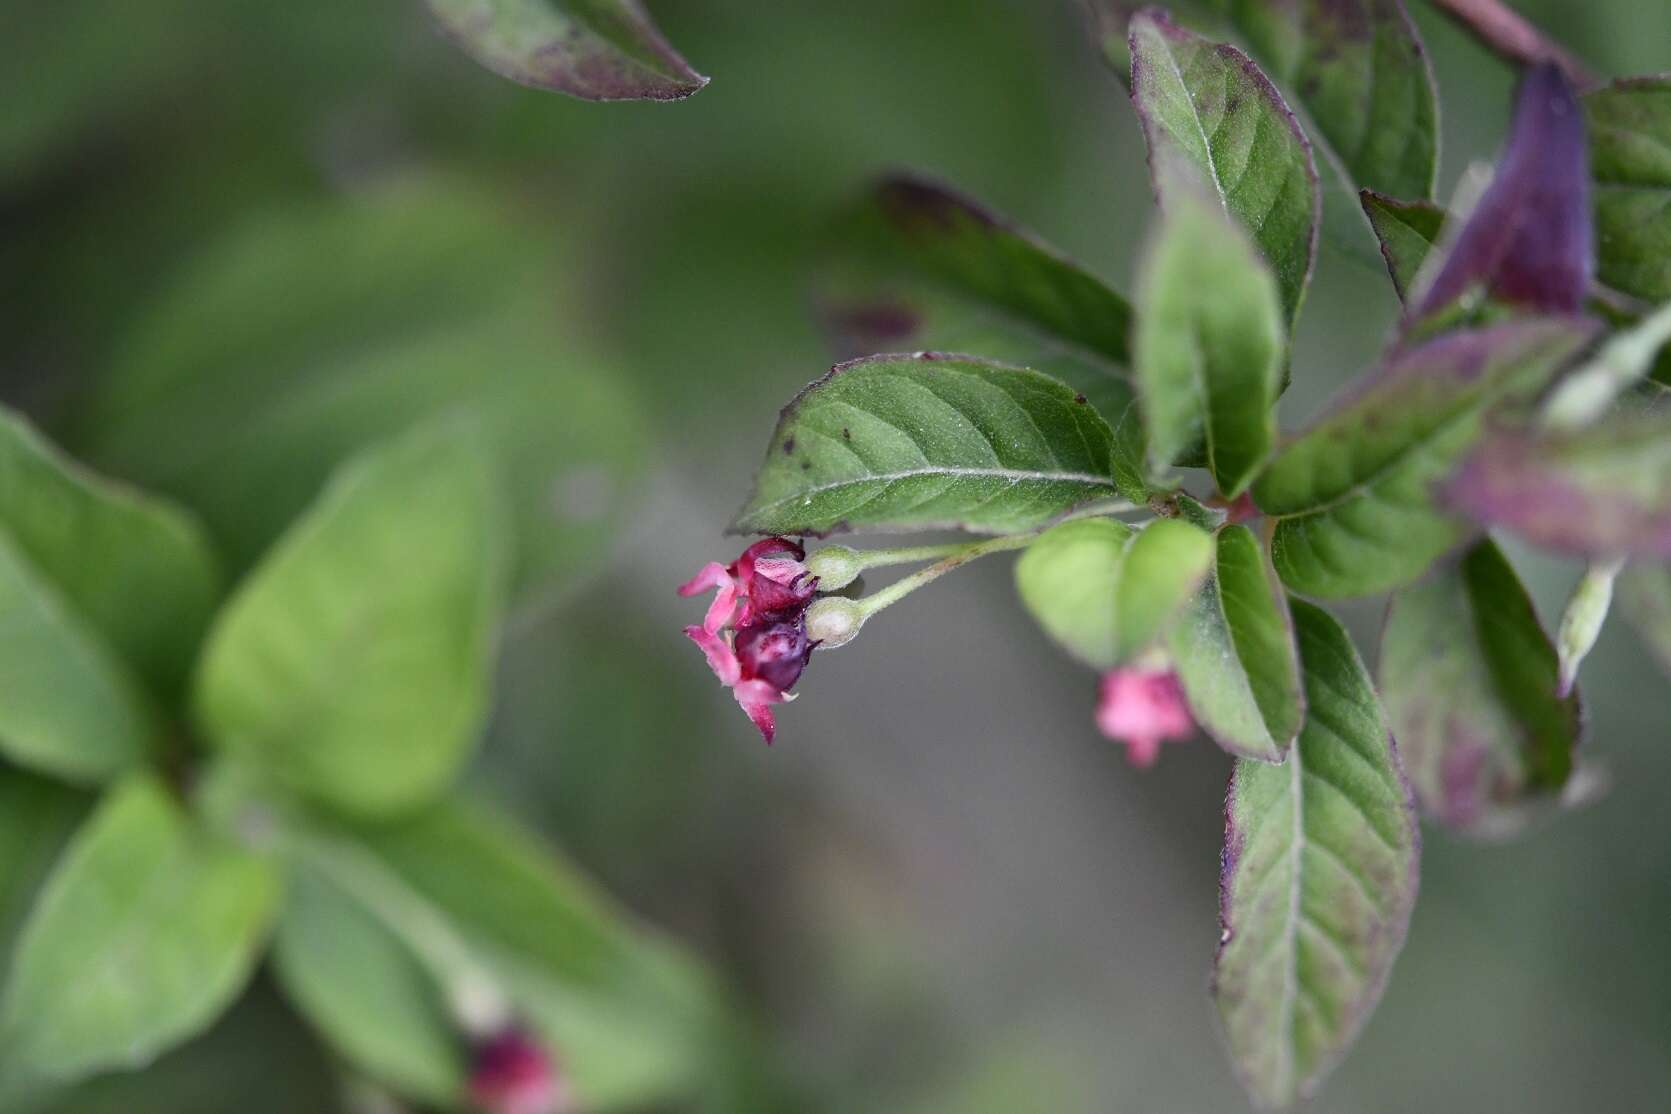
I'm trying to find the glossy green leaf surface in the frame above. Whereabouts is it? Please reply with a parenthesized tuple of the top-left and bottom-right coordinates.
(1229, 0, 1438, 200)
(0, 777, 277, 1091)
(1216, 600, 1419, 1108)
(1134, 184, 1284, 496)
(1379, 540, 1581, 836)
(1360, 190, 1444, 303)
(1255, 317, 1598, 598)
(426, 0, 707, 101)
(272, 868, 464, 1106)
(72, 181, 649, 607)
(1586, 76, 1671, 302)
(1619, 561, 1671, 679)
(1014, 518, 1212, 670)
(194, 421, 508, 819)
(1169, 525, 1304, 763)
(0, 409, 217, 700)
(1129, 10, 1321, 326)
(731, 355, 1131, 537)
(0, 533, 155, 784)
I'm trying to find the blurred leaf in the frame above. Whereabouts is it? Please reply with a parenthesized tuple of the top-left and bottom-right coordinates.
(819, 175, 1144, 457)
(1413, 64, 1592, 323)
(1586, 75, 1671, 303)
(730, 354, 1131, 537)
(1445, 411, 1671, 558)
(1618, 561, 1671, 679)
(1169, 525, 1303, 763)
(290, 795, 726, 1111)
(426, 0, 708, 101)
(1379, 540, 1582, 837)
(1014, 518, 1212, 670)
(0, 777, 278, 1094)
(1255, 318, 1598, 598)
(1360, 190, 1445, 302)
(1216, 599, 1419, 1109)
(1133, 183, 1283, 497)
(0, 533, 157, 784)
(0, 769, 87, 966)
(0, 409, 218, 700)
(1128, 9, 1320, 326)
(272, 867, 465, 1106)
(1230, 0, 1438, 200)
(194, 420, 507, 819)
(71, 179, 650, 607)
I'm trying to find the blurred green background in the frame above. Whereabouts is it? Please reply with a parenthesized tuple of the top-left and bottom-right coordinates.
(4, 1, 1669, 1110)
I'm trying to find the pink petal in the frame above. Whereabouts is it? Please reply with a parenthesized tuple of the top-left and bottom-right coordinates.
(1095, 668, 1194, 766)
(1124, 734, 1163, 768)
(684, 625, 741, 686)
(733, 678, 790, 745)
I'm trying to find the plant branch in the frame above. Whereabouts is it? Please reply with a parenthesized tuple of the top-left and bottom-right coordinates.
(1426, 0, 1596, 88)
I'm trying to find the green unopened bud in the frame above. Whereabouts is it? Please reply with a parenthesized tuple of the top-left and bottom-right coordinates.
(806, 545, 864, 591)
(805, 596, 866, 648)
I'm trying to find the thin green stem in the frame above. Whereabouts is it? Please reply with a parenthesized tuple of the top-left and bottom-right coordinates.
(855, 531, 1040, 617)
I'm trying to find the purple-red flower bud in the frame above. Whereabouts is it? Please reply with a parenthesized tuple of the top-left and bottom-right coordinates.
(467, 1028, 572, 1114)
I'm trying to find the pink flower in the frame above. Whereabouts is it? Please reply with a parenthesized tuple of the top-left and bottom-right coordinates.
(1095, 667, 1194, 768)
(467, 1028, 574, 1114)
(680, 537, 820, 743)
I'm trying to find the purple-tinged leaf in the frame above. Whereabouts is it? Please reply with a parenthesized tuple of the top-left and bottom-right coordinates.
(427, 0, 707, 102)
(1379, 540, 1586, 838)
(1618, 561, 1671, 680)
(1128, 9, 1321, 328)
(1216, 599, 1418, 1108)
(1360, 190, 1445, 303)
(1585, 75, 1671, 303)
(1253, 317, 1600, 598)
(1444, 412, 1671, 557)
(1413, 63, 1593, 321)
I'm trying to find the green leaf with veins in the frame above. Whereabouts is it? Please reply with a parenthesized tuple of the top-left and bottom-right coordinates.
(1133, 183, 1284, 496)
(1128, 9, 1321, 327)
(1586, 76, 1671, 303)
(426, 0, 707, 101)
(194, 420, 508, 819)
(1254, 317, 1599, 598)
(1015, 518, 1212, 670)
(819, 176, 1145, 489)
(1360, 190, 1445, 302)
(0, 777, 277, 1093)
(0, 409, 217, 701)
(1379, 540, 1583, 837)
(731, 354, 1136, 537)
(1216, 599, 1419, 1109)
(1169, 525, 1304, 763)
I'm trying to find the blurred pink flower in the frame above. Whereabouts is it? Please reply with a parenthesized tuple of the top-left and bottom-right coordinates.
(1095, 667, 1194, 768)
(467, 1028, 574, 1114)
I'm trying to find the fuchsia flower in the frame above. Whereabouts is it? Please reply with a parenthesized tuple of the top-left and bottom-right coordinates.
(679, 537, 820, 743)
(467, 1027, 574, 1114)
(1095, 667, 1195, 768)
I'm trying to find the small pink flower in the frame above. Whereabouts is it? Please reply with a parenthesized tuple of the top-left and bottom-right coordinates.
(1095, 667, 1194, 768)
(680, 537, 820, 744)
(467, 1028, 574, 1114)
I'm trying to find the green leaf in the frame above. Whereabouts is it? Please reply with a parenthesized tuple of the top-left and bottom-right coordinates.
(1445, 410, 1671, 558)
(1586, 76, 1671, 303)
(730, 354, 1132, 537)
(0, 770, 87, 967)
(1228, 0, 1438, 201)
(1255, 317, 1598, 598)
(1619, 562, 1671, 679)
(0, 534, 156, 784)
(1379, 540, 1583, 837)
(1133, 184, 1284, 496)
(819, 177, 1146, 500)
(0, 409, 217, 700)
(1360, 190, 1444, 303)
(0, 777, 278, 1092)
(1169, 525, 1304, 763)
(1215, 599, 1419, 1108)
(1128, 9, 1321, 327)
(426, 0, 707, 101)
(272, 868, 465, 1106)
(71, 180, 650, 607)
(289, 797, 724, 1111)
(194, 421, 508, 819)
(1014, 517, 1212, 670)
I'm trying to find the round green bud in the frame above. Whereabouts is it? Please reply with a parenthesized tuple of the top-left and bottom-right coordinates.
(804, 596, 866, 648)
(805, 545, 864, 591)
